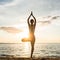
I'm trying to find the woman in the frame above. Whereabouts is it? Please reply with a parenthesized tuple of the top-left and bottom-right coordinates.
(22, 12, 36, 58)
(27, 12, 36, 58)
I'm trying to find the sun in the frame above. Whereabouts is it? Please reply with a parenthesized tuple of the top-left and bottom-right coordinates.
(16, 27, 29, 41)
(21, 29, 29, 38)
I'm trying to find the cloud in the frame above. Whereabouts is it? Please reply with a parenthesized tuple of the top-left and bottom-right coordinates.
(51, 16, 60, 20)
(0, 0, 60, 26)
(0, 27, 22, 33)
(42, 15, 60, 20)
(38, 21, 51, 24)
(0, 0, 20, 7)
(38, 15, 60, 25)
(43, 15, 60, 21)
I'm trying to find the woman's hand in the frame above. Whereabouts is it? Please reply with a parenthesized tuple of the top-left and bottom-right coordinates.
(31, 11, 33, 16)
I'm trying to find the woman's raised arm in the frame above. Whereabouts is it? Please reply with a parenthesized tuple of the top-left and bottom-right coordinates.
(32, 13, 36, 26)
(27, 13, 31, 25)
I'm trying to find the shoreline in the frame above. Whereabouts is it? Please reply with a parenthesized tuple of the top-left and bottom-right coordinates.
(0, 56, 60, 60)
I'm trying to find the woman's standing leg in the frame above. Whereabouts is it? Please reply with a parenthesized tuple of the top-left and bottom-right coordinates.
(31, 42, 34, 58)
(31, 37, 35, 58)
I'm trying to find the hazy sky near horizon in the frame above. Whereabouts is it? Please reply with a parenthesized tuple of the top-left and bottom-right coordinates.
(0, 0, 60, 43)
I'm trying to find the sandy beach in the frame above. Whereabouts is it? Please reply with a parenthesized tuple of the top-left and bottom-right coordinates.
(0, 56, 60, 60)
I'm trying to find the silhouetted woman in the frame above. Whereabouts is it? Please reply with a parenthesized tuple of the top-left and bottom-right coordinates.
(27, 12, 36, 58)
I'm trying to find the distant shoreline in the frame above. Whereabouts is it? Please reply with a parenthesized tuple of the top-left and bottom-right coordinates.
(0, 42, 60, 44)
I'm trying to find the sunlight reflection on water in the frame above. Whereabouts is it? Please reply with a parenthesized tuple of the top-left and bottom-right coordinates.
(0, 43, 60, 58)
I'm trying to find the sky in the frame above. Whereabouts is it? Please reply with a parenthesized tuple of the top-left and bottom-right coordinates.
(0, 0, 60, 43)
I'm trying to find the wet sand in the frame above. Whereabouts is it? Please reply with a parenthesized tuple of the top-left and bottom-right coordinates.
(0, 56, 60, 60)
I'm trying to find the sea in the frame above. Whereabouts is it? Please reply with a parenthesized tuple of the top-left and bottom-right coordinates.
(0, 43, 60, 58)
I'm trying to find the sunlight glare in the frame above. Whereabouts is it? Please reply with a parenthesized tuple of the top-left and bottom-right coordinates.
(24, 42, 31, 52)
(16, 27, 29, 41)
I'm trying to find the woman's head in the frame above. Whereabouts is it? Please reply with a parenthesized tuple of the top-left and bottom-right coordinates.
(30, 19, 34, 24)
